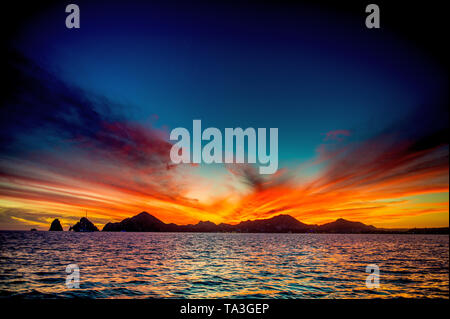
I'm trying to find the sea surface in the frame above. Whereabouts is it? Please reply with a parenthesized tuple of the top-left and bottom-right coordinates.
(0, 231, 448, 298)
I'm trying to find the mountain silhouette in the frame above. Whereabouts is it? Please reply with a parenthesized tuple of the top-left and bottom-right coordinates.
(69, 217, 99, 232)
(103, 212, 168, 232)
(101, 212, 416, 233)
(317, 218, 376, 233)
(234, 214, 313, 233)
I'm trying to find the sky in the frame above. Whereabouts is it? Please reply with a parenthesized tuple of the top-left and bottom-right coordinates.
(1, 1, 448, 230)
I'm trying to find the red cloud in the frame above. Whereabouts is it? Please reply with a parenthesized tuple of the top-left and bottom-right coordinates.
(324, 130, 351, 141)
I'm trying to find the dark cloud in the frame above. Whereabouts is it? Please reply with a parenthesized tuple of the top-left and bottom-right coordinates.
(226, 163, 291, 191)
(1, 50, 171, 169)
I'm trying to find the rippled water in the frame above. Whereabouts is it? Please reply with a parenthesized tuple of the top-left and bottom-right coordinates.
(0, 231, 448, 298)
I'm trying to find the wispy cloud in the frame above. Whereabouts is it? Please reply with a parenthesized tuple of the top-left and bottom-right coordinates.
(323, 129, 351, 142)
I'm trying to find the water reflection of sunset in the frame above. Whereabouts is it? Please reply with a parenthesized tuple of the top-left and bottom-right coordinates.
(1, 232, 447, 298)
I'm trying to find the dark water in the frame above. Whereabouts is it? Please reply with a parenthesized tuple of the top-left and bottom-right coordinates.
(0, 231, 448, 298)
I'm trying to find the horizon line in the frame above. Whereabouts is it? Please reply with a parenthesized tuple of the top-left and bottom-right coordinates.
(2, 212, 449, 232)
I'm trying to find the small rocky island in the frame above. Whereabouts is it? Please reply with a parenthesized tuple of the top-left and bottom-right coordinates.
(49, 219, 63, 231)
(69, 217, 99, 232)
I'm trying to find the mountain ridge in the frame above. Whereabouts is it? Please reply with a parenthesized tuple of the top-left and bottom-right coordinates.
(101, 211, 449, 234)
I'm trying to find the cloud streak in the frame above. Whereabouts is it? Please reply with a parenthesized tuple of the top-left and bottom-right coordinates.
(228, 109, 448, 225)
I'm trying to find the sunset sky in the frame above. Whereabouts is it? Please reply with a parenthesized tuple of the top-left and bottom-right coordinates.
(1, 1, 448, 230)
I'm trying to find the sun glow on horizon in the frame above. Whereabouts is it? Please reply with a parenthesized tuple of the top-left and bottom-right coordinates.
(1, 139, 448, 230)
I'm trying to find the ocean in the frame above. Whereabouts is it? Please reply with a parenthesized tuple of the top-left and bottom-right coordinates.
(0, 231, 448, 298)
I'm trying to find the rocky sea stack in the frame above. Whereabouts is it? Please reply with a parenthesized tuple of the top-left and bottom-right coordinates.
(49, 219, 63, 231)
(69, 217, 99, 232)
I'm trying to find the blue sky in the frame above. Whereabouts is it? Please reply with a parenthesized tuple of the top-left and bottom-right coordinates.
(12, 1, 446, 168)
